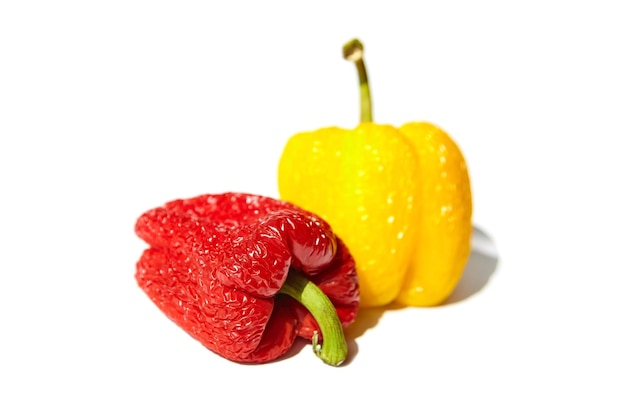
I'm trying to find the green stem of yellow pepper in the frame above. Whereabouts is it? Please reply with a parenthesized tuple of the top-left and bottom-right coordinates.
(343, 38, 372, 123)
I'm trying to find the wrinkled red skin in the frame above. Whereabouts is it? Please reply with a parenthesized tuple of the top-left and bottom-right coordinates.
(135, 193, 359, 364)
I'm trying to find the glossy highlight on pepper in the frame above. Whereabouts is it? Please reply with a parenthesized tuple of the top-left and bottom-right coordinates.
(134, 193, 359, 365)
(278, 39, 472, 307)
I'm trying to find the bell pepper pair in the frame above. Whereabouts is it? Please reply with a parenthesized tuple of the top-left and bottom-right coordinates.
(134, 39, 472, 365)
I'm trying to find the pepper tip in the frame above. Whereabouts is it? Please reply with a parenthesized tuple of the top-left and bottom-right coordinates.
(312, 331, 347, 367)
(342, 38, 364, 62)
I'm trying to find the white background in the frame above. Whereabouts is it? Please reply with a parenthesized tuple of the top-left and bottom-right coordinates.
(1, 1, 625, 415)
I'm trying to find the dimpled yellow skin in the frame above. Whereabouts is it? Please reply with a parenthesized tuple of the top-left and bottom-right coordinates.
(279, 39, 473, 307)
(278, 123, 421, 307)
(397, 122, 473, 306)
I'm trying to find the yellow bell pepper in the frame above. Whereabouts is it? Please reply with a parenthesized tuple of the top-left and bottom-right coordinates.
(278, 39, 472, 308)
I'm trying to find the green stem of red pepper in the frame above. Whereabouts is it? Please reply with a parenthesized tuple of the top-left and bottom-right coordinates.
(279, 270, 348, 366)
(343, 38, 372, 123)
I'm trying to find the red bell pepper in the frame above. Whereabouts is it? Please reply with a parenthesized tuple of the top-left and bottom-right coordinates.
(134, 193, 359, 365)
